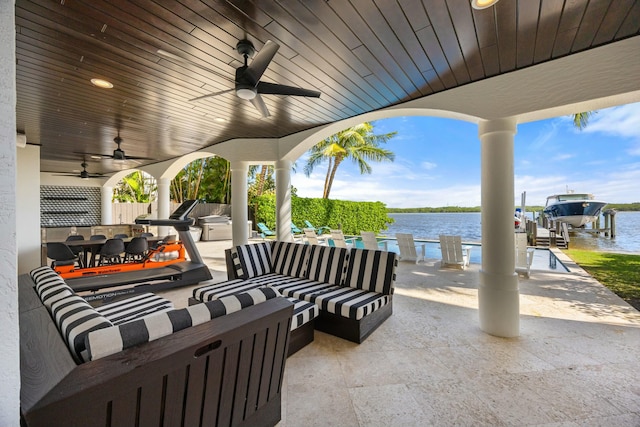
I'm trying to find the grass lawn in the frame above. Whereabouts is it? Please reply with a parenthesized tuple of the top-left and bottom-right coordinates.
(564, 249, 640, 311)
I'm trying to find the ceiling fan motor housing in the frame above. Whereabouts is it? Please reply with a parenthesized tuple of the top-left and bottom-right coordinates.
(236, 39, 255, 58)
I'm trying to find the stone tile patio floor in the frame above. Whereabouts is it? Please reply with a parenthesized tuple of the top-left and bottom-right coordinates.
(159, 241, 640, 427)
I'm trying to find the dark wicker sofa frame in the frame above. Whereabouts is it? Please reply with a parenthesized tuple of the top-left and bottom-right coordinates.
(19, 273, 293, 427)
(224, 244, 395, 344)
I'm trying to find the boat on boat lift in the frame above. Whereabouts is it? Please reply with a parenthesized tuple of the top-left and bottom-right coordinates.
(543, 191, 607, 228)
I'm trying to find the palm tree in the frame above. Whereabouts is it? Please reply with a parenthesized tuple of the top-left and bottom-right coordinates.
(113, 171, 156, 202)
(573, 111, 595, 130)
(171, 157, 232, 203)
(304, 122, 396, 198)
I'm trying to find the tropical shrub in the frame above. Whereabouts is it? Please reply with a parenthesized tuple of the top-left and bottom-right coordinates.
(253, 195, 394, 235)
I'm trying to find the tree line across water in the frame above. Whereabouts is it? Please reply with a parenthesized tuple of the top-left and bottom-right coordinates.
(387, 203, 640, 213)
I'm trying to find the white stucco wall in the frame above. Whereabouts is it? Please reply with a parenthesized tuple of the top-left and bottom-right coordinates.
(0, 1, 20, 424)
(17, 144, 41, 274)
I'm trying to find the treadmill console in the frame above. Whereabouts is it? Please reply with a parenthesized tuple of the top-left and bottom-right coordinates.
(169, 199, 199, 220)
(135, 199, 199, 229)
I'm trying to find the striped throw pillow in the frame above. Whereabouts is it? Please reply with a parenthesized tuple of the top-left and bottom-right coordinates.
(85, 287, 282, 361)
(233, 242, 272, 278)
(50, 295, 113, 362)
(306, 245, 349, 286)
(272, 241, 309, 278)
(343, 248, 397, 295)
(30, 266, 75, 308)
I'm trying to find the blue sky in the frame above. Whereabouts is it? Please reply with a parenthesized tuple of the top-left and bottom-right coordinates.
(290, 102, 640, 208)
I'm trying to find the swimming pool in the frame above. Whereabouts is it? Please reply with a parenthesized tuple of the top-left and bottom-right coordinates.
(329, 237, 569, 273)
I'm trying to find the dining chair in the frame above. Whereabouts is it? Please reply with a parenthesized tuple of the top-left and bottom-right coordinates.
(97, 238, 125, 266)
(124, 237, 149, 263)
(65, 234, 85, 254)
(47, 242, 82, 269)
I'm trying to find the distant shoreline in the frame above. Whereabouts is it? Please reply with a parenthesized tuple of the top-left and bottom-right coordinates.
(387, 203, 640, 213)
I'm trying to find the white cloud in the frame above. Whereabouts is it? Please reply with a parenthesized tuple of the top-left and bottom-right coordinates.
(420, 161, 437, 170)
(552, 153, 575, 161)
(582, 103, 640, 142)
(529, 121, 559, 150)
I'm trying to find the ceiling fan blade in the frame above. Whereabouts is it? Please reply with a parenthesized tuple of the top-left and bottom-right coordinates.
(74, 151, 111, 160)
(189, 88, 234, 102)
(250, 94, 270, 118)
(242, 40, 280, 85)
(256, 81, 321, 97)
(120, 155, 154, 161)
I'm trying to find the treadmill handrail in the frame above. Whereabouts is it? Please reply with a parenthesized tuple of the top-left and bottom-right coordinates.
(135, 218, 194, 230)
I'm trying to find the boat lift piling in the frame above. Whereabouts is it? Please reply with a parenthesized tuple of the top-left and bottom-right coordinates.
(530, 208, 616, 249)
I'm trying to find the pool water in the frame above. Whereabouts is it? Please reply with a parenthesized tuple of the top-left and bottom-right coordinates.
(329, 237, 569, 273)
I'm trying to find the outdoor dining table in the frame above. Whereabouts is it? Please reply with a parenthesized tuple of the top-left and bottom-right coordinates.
(49, 236, 162, 268)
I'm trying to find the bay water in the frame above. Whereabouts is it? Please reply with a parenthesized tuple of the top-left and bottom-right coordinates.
(382, 211, 640, 254)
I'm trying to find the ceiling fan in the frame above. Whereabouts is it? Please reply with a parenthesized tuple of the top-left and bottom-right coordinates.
(188, 39, 321, 117)
(77, 134, 154, 162)
(54, 162, 104, 179)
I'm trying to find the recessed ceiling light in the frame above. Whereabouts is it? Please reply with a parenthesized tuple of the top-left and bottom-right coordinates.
(471, 0, 499, 9)
(214, 117, 227, 123)
(90, 78, 113, 88)
(90, 155, 103, 160)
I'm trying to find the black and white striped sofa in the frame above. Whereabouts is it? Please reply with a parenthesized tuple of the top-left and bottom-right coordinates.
(20, 266, 293, 427)
(191, 241, 397, 344)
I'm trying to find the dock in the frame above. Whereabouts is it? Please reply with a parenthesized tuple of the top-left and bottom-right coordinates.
(530, 223, 569, 249)
(524, 209, 617, 250)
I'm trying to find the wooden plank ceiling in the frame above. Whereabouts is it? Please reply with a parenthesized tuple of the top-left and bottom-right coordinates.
(15, 0, 640, 175)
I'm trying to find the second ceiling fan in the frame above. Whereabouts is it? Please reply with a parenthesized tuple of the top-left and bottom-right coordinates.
(189, 39, 321, 118)
(79, 134, 154, 162)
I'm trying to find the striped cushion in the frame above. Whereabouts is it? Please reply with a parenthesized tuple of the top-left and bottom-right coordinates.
(30, 266, 75, 308)
(267, 277, 336, 299)
(190, 277, 318, 331)
(229, 248, 245, 279)
(85, 287, 281, 361)
(243, 273, 311, 290)
(289, 298, 318, 331)
(192, 279, 259, 301)
(306, 245, 349, 286)
(295, 286, 389, 321)
(50, 295, 113, 362)
(272, 241, 309, 278)
(343, 249, 397, 295)
(233, 242, 272, 278)
(97, 293, 174, 325)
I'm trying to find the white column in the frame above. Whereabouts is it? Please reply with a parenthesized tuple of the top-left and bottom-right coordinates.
(101, 186, 113, 224)
(157, 177, 171, 236)
(231, 161, 249, 246)
(0, 1, 19, 424)
(479, 118, 520, 338)
(275, 159, 293, 242)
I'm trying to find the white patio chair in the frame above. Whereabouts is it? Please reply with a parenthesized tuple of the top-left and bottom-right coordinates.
(360, 231, 388, 251)
(396, 233, 426, 263)
(303, 228, 325, 245)
(439, 235, 472, 269)
(515, 232, 535, 278)
(329, 229, 355, 248)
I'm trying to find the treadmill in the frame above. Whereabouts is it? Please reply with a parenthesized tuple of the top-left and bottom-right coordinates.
(68, 200, 213, 301)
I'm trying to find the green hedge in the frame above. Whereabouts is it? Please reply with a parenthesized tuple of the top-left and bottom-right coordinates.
(253, 195, 394, 235)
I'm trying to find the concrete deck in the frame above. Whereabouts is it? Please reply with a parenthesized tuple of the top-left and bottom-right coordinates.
(159, 240, 640, 426)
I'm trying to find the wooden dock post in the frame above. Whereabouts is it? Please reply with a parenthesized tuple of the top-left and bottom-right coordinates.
(602, 209, 617, 238)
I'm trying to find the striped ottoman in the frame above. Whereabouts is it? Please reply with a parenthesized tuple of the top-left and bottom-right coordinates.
(191, 278, 318, 356)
